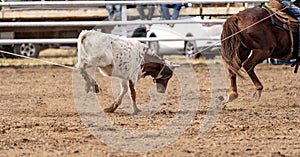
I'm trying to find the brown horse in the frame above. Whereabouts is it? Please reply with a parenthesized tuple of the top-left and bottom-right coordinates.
(220, 6, 299, 102)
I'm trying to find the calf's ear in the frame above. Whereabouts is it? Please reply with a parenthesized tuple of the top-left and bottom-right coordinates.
(164, 60, 180, 71)
(171, 63, 180, 69)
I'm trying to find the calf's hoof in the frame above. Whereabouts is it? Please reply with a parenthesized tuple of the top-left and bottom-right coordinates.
(104, 107, 116, 113)
(132, 108, 142, 115)
(93, 84, 101, 93)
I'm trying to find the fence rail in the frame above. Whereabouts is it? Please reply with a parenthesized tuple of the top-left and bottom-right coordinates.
(0, 0, 266, 51)
(0, 37, 221, 44)
(0, 19, 226, 27)
(0, 0, 269, 7)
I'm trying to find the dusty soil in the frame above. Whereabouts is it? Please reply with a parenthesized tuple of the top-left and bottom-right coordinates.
(0, 61, 300, 157)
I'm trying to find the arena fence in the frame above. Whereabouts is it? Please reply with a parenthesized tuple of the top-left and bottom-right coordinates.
(0, 0, 268, 44)
(0, 0, 269, 7)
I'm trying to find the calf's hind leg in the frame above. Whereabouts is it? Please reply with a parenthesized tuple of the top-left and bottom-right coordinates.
(79, 65, 100, 93)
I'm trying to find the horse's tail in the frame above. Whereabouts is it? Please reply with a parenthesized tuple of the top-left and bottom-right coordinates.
(221, 15, 243, 78)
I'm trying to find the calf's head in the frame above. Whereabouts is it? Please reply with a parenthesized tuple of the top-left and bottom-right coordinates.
(142, 61, 178, 93)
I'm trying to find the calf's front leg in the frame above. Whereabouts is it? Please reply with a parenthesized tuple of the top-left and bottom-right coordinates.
(129, 80, 141, 115)
(104, 80, 128, 113)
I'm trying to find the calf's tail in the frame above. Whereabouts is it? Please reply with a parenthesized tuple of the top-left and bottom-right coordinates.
(75, 30, 89, 69)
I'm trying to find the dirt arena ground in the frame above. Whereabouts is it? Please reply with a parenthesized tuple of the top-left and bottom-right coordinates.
(0, 57, 300, 156)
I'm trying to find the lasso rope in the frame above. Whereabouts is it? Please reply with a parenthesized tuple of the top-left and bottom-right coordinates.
(0, 50, 76, 70)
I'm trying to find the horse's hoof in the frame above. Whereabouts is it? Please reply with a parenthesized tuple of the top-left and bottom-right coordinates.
(226, 93, 238, 103)
(104, 107, 115, 113)
(252, 90, 262, 101)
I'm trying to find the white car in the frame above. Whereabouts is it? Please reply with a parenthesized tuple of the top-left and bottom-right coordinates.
(145, 16, 221, 58)
(106, 16, 222, 58)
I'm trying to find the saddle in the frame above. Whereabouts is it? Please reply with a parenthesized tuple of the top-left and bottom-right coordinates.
(265, 6, 298, 31)
(263, 5, 298, 60)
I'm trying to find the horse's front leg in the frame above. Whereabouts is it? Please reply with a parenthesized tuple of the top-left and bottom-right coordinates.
(104, 80, 128, 113)
(245, 68, 263, 100)
(226, 69, 239, 103)
(242, 51, 266, 101)
(129, 80, 141, 115)
(291, 58, 300, 73)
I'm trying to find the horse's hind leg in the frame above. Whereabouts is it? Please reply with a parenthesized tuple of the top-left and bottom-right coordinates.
(226, 69, 239, 102)
(242, 50, 268, 100)
(226, 47, 250, 103)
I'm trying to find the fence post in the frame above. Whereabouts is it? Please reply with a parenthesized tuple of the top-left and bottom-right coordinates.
(121, 4, 127, 37)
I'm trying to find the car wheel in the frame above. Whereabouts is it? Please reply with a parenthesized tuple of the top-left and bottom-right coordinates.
(13, 43, 40, 58)
(184, 40, 201, 58)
